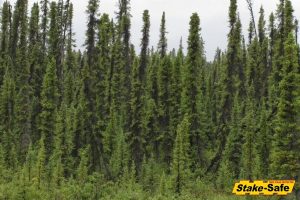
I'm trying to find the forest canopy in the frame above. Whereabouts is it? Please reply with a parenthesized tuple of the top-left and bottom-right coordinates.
(0, 0, 299, 199)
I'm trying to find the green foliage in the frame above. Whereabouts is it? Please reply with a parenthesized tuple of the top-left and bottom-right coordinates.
(157, 55, 172, 164)
(0, 1, 12, 84)
(217, 95, 242, 190)
(181, 13, 206, 169)
(271, 33, 300, 179)
(48, 2, 59, 61)
(39, 58, 59, 158)
(158, 12, 167, 57)
(0, 66, 16, 168)
(129, 58, 145, 171)
(35, 136, 46, 188)
(171, 115, 191, 194)
(0, 0, 299, 199)
(240, 85, 257, 180)
(254, 101, 271, 179)
(140, 10, 150, 81)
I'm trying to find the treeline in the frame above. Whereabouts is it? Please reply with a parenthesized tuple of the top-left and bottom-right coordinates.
(0, 0, 299, 199)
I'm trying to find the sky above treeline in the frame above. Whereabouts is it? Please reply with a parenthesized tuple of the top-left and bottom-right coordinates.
(3, 0, 300, 61)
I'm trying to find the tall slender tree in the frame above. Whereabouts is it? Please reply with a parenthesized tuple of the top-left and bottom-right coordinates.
(39, 58, 59, 158)
(169, 40, 183, 135)
(157, 55, 172, 165)
(171, 115, 190, 194)
(85, 0, 99, 68)
(0, 66, 16, 168)
(158, 12, 167, 58)
(271, 33, 300, 179)
(40, 0, 49, 53)
(181, 13, 205, 168)
(129, 58, 144, 173)
(139, 10, 150, 82)
(208, 0, 242, 174)
(48, 2, 59, 64)
(0, 1, 12, 85)
(117, 0, 131, 72)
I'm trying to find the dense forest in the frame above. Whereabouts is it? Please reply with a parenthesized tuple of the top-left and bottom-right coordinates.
(0, 0, 299, 199)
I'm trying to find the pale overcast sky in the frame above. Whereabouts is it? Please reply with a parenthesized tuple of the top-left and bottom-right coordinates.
(3, 0, 300, 60)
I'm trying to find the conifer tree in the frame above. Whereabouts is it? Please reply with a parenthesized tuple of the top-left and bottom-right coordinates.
(240, 85, 256, 180)
(169, 41, 183, 135)
(144, 53, 160, 158)
(158, 172, 168, 197)
(28, 3, 42, 91)
(117, 0, 131, 73)
(10, 0, 26, 60)
(181, 13, 205, 167)
(257, 7, 270, 98)
(48, 2, 59, 65)
(63, 57, 75, 107)
(246, 37, 262, 100)
(23, 143, 35, 182)
(85, 0, 99, 68)
(108, 118, 129, 179)
(35, 136, 46, 189)
(103, 20, 116, 119)
(206, 49, 222, 145)
(63, 105, 76, 176)
(63, 2, 76, 108)
(15, 82, 33, 161)
(254, 101, 271, 179)
(295, 19, 300, 69)
(221, 0, 240, 119)
(28, 4, 48, 146)
(140, 10, 150, 81)
(284, 0, 295, 38)
(39, 58, 59, 158)
(103, 108, 118, 160)
(270, 0, 287, 102)
(0, 66, 16, 167)
(81, 0, 101, 171)
(258, 7, 266, 44)
(12, 0, 28, 85)
(0, 1, 12, 84)
(209, 0, 243, 173)
(76, 146, 90, 184)
(50, 109, 64, 187)
(271, 33, 300, 179)
(268, 12, 275, 74)
(0, 1, 11, 57)
(158, 12, 167, 58)
(268, 12, 277, 108)
(157, 55, 172, 164)
(14, 0, 35, 161)
(73, 77, 88, 152)
(74, 70, 95, 167)
(129, 58, 144, 172)
(248, 21, 255, 44)
(40, 0, 49, 53)
(95, 13, 112, 134)
(140, 155, 159, 193)
(117, 0, 132, 133)
(234, 18, 246, 98)
(217, 95, 242, 188)
(110, 32, 125, 114)
(146, 51, 159, 111)
(56, 0, 71, 72)
(171, 115, 190, 194)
